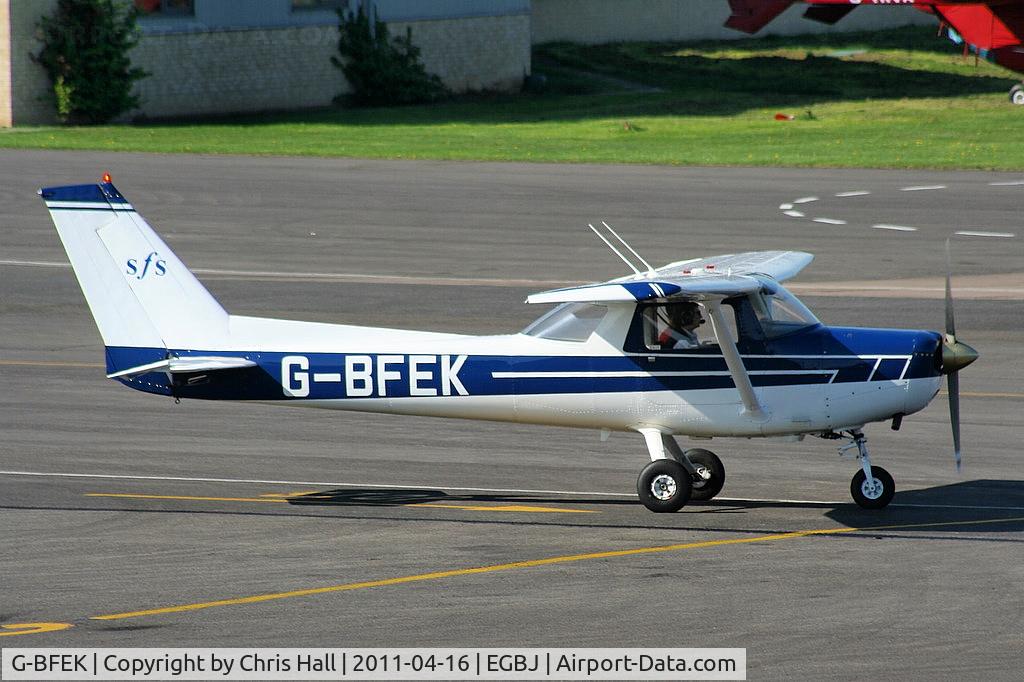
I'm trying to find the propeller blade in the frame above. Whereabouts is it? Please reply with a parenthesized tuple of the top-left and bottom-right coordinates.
(944, 238, 956, 340)
(948, 370, 962, 471)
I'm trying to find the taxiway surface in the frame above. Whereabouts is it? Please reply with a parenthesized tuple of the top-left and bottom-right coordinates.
(2, 151, 1022, 679)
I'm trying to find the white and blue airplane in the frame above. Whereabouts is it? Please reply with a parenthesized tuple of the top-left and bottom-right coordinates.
(41, 177, 979, 512)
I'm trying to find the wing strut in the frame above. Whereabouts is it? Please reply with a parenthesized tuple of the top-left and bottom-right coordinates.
(704, 299, 767, 421)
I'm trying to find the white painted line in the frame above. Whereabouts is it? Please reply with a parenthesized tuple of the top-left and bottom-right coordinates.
(793, 196, 819, 204)
(0, 469, 631, 498)
(954, 230, 1016, 238)
(779, 203, 794, 210)
(783, 210, 805, 218)
(871, 224, 919, 232)
(835, 191, 870, 197)
(900, 185, 947, 192)
(0, 259, 580, 288)
(4, 470, 1024, 512)
(812, 218, 847, 225)
(988, 180, 1024, 186)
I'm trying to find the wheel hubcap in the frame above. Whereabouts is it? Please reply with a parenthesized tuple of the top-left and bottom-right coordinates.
(692, 465, 712, 488)
(650, 474, 678, 500)
(1014, 91, 1024, 105)
(861, 477, 884, 500)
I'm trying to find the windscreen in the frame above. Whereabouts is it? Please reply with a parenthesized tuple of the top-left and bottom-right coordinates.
(522, 303, 608, 342)
(749, 278, 820, 338)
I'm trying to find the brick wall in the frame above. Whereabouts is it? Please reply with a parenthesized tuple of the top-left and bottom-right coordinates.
(532, 0, 932, 44)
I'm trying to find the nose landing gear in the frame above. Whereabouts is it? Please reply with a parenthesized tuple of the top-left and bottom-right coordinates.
(842, 429, 896, 509)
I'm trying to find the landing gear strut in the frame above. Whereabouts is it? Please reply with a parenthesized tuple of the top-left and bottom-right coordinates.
(844, 430, 895, 509)
(635, 429, 726, 512)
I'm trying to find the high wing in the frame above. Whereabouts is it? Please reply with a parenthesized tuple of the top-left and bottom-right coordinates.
(933, 2, 1024, 73)
(526, 250, 812, 305)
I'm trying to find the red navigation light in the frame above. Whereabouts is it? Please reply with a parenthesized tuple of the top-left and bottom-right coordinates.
(102, 172, 112, 183)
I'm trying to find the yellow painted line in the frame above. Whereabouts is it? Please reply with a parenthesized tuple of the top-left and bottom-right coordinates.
(87, 515, 1024, 622)
(86, 493, 287, 504)
(259, 491, 320, 498)
(0, 622, 73, 637)
(410, 503, 597, 514)
(0, 359, 103, 369)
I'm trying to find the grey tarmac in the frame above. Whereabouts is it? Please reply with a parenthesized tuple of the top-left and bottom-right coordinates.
(1, 151, 1022, 680)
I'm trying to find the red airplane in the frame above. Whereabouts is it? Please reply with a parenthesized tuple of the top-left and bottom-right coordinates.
(725, 0, 1024, 103)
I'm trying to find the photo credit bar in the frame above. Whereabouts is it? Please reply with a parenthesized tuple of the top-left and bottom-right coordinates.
(0, 648, 746, 680)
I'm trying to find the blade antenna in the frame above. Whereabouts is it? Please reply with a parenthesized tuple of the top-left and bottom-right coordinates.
(601, 221, 656, 275)
(588, 223, 642, 276)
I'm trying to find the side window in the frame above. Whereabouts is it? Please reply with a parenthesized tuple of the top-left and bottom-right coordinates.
(522, 303, 607, 342)
(641, 303, 728, 352)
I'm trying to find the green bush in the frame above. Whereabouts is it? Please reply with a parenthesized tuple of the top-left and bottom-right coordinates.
(34, 0, 148, 124)
(331, 4, 448, 106)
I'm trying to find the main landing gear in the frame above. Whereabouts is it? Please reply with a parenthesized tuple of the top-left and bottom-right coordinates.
(636, 429, 726, 513)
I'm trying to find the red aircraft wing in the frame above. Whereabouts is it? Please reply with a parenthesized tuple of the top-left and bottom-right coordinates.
(933, 3, 1024, 72)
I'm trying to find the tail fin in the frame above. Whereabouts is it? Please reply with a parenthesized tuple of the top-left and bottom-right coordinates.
(40, 178, 231, 369)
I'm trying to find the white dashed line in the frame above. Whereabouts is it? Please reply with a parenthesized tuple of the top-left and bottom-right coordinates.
(835, 191, 870, 197)
(793, 196, 819, 204)
(779, 203, 794, 210)
(783, 210, 805, 218)
(871, 224, 919, 232)
(813, 218, 847, 225)
(954, 230, 1016, 238)
(988, 180, 1024, 186)
(900, 185, 947, 192)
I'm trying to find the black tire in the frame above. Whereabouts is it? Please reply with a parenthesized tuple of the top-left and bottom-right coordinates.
(850, 466, 895, 509)
(1010, 84, 1024, 105)
(685, 448, 725, 501)
(637, 459, 692, 513)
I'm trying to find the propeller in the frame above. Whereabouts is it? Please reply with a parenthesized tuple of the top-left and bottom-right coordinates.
(940, 239, 979, 470)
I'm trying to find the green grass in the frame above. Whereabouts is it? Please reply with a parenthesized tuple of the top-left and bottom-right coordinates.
(3, 27, 1023, 169)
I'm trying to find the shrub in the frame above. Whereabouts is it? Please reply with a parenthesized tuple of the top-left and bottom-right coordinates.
(331, 4, 448, 106)
(34, 0, 148, 124)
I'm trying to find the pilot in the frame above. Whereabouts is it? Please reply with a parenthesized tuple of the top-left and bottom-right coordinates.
(659, 302, 705, 349)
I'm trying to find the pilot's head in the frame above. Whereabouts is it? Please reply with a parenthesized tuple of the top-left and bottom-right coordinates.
(668, 302, 703, 330)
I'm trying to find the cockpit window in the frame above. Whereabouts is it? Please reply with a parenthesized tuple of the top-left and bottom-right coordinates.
(749, 278, 820, 338)
(522, 303, 607, 342)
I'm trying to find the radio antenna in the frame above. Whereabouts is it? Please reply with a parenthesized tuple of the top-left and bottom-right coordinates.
(601, 221, 656, 275)
(588, 223, 642, 276)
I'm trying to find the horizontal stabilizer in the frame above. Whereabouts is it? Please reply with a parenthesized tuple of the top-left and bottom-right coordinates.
(725, 0, 794, 33)
(803, 4, 857, 26)
(107, 356, 256, 379)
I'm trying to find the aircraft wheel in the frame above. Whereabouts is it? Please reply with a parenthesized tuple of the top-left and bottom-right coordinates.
(637, 459, 692, 513)
(685, 448, 725, 501)
(850, 466, 895, 510)
(1011, 84, 1024, 105)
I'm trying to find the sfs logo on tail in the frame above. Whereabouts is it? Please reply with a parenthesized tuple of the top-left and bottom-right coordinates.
(126, 252, 167, 280)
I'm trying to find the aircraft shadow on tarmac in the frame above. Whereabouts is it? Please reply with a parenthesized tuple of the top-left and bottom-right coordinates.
(283, 488, 637, 507)
(285, 480, 1024, 533)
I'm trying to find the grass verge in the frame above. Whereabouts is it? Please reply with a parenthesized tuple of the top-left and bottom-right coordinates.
(2, 27, 1022, 169)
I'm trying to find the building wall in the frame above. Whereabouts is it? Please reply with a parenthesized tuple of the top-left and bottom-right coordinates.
(2, 0, 531, 125)
(531, 0, 933, 44)
(7, 0, 59, 126)
(0, 0, 11, 127)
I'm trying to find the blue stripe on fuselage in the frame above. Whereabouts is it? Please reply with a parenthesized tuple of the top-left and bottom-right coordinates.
(105, 328, 943, 401)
